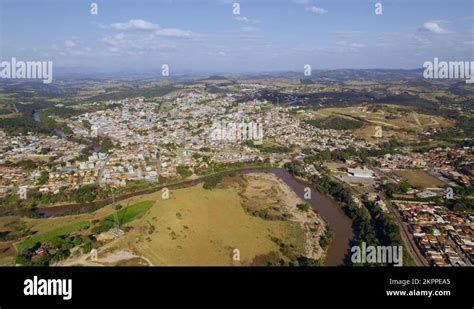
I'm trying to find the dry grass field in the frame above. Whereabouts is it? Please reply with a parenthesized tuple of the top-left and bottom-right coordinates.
(107, 178, 307, 266)
(312, 105, 453, 142)
(394, 170, 446, 189)
(3, 173, 325, 266)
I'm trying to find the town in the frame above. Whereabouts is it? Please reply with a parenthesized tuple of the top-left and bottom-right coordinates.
(0, 75, 472, 268)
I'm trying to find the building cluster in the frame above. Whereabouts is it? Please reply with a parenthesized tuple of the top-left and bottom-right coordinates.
(394, 201, 473, 266)
(378, 148, 473, 187)
(1, 86, 373, 197)
(0, 133, 86, 197)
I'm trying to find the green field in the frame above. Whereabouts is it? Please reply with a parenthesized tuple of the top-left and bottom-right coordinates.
(395, 170, 446, 189)
(108, 178, 307, 266)
(13, 200, 154, 254)
(105, 200, 154, 225)
(0, 93, 16, 100)
(313, 105, 453, 142)
(307, 115, 364, 131)
(8, 176, 314, 266)
(90, 200, 155, 235)
(16, 221, 90, 253)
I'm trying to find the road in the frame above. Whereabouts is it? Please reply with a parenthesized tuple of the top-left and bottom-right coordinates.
(95, 155, 110, 185)
(393, 209, 430, 266)
(372, 167, 429, 266)
(448, 236, 472, 266)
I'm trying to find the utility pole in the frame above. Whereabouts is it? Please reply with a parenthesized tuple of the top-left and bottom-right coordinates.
(156, 147, 162, 182)
(111, 187, 123, 238)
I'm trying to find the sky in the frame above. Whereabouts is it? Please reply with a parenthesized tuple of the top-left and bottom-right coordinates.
(0, 0, 473, 74)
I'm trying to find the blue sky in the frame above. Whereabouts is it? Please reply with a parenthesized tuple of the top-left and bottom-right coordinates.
(0, 0, 473, 74)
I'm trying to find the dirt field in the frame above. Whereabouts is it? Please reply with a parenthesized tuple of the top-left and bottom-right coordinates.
(104, 177, 311, 265)
(55, 173, 327, 266)
(394, 170, 446, 189)
(0, 242, 16, 265)
(3, 172, 327, 266)
(313, 105, 453, 142)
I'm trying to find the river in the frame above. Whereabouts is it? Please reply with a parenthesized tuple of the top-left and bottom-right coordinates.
(1, 168, 354, 265)
(32, 110, 66, 139)
(32, 110, 102, 151)
(240, 169, 354, 266)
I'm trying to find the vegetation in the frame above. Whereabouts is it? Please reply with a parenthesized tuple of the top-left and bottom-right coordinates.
(16, 221, 90, 254)
(394, 170, 445, 189)
(36, 171, 50, 185)
(242, 140, 292, 153)
(364, 198, 416, 266)
(303, 140, 402, 165)
(88, 85, 177, 101)
(92, 201, 154, 235)
(105, 201, 154, 225)
(2, 159, 38, 171)
(0, 115, 52, 135)
(319, 229, 333, 250)
(71, 185, 99, 203)
(176, 165, 193, 178)
(307, 115, 364, 131)
(285, 161, 378, 248)
(296, 203, 310, 212)
(203, 174, 223, 190)
(284, 161, 418, 265)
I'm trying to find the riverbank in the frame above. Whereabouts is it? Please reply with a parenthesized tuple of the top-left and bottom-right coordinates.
(246, 169, 354, 266)
(53, 173, 325, 266)
(2, 167, 354, 266)
(0, 165, 273, 218)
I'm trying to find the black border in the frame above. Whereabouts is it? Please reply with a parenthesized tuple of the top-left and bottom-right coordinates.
(0, 266, 472, 307)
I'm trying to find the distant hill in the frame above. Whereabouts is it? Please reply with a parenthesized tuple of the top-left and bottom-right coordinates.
(243, 69, 424, 83)
(300, 78, 315, 85)
(202, 75, 229, 81)
(87, 85, 177, 101)
(306, 115, 364, 131)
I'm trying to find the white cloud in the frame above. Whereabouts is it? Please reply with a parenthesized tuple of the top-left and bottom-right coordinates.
(108, 47, 120, 53)
(155, 28, 192, 38)
(102, 33, 126, 46)
(102, 31, 178, 55)
(292, 0, 309, 4)
(306, 6, 328, 15)
(111, 19, 160, 31)
(420, 21, 448, 34)
(349, 43, 365, 49)
(241, 26, 260, 33)
(65, 39, 76, 47)
(333, 40, 366, 53)
(109, 19, 193, 38)
(233, 16, 259, 24)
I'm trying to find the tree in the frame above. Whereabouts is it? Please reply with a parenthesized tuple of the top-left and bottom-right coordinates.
(176, 165, 192, 178)
(384, 183, 399, 198)
(203, 175, 222, 190)
(36, 171, 49, 185)
(399, 181, 411, 193)
(83, 242, 92, 254)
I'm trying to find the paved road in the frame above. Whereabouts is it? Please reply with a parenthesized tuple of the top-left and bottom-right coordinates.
(373, 167, 429, 266)
(396, 214, 430, 266)
(448, 236, 472, 266)
(95, 155, 110, 185)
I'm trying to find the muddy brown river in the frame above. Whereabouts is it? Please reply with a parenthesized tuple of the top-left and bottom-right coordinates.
(0, 168, 354, 265)
(240, 169, 354, 266)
